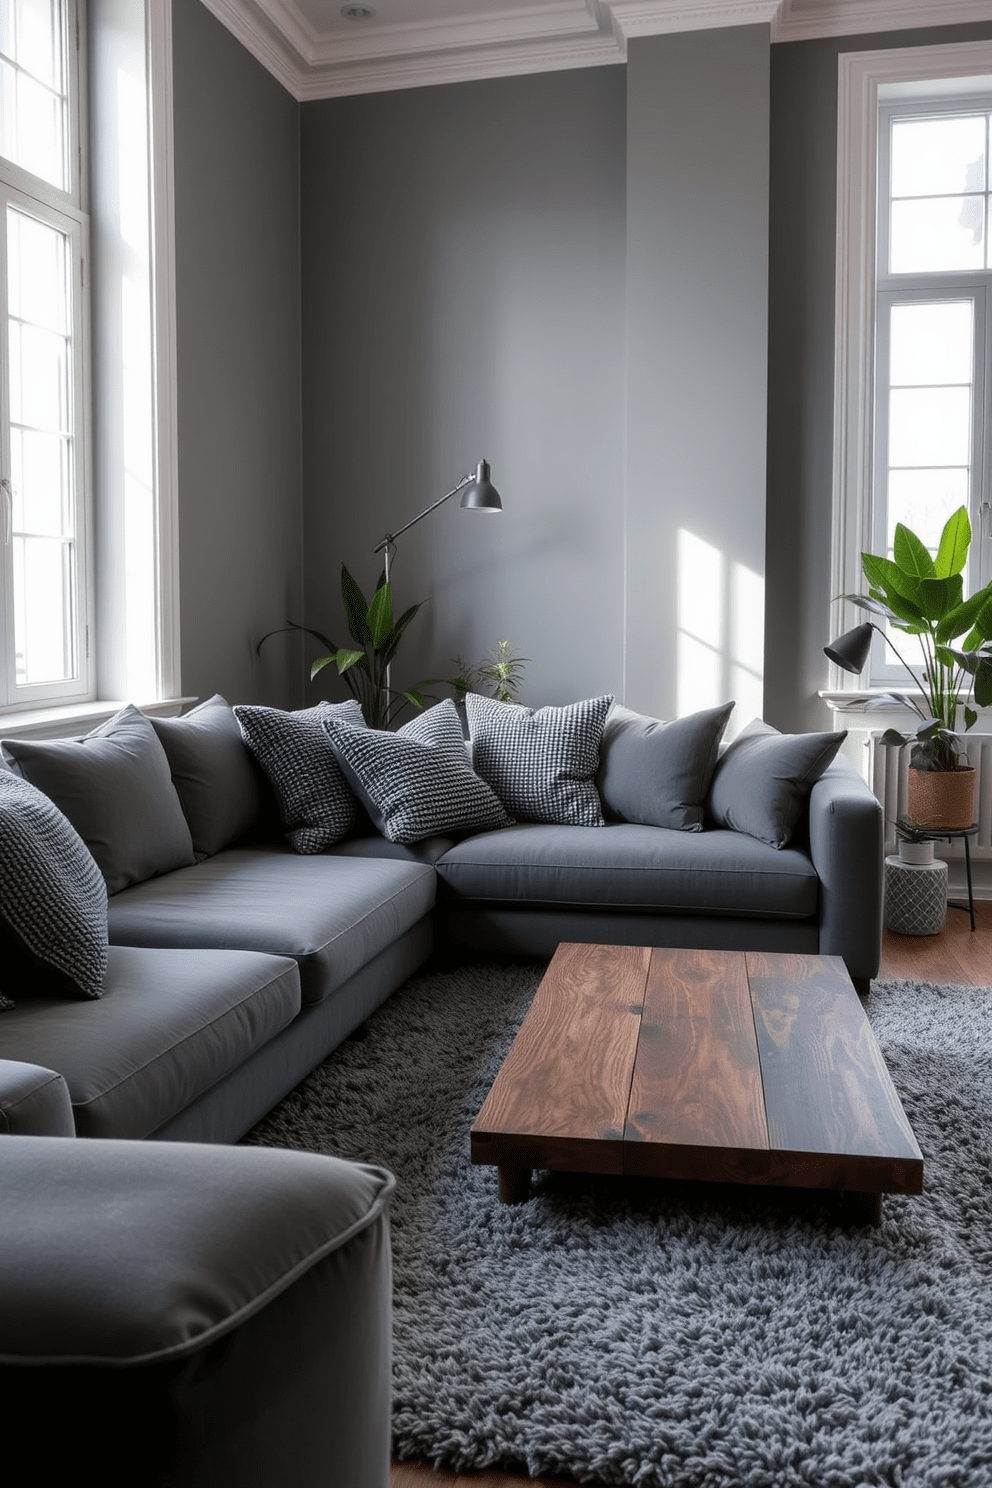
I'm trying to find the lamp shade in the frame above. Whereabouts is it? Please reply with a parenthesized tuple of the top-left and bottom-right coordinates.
(459, 459, 502, 512)
(824, 622, 874, 674)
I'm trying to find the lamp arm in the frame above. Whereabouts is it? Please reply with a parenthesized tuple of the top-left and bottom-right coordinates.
(372, 473, 474, 556)
(873, 623, 933, 721)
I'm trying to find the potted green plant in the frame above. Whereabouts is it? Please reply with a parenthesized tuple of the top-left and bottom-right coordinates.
(450, 639, 529, 705)
(891, 817, 935, 866)
(259, 564, 441, 729)
(830, 506, 992, 828)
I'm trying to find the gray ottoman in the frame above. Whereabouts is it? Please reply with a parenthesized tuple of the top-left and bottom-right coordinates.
(0, 1136, 394, 1486)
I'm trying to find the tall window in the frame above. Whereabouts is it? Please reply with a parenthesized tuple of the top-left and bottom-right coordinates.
(0, 0, 89, 709)
(870, 98, 992, 682)
(832, 44, 992, 697)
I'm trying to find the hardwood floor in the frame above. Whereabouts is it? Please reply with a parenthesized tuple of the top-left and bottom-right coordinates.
(390, 906, 992, 1487)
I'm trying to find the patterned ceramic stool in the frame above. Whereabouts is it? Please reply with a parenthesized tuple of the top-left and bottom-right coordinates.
(884, 854, 948, 936)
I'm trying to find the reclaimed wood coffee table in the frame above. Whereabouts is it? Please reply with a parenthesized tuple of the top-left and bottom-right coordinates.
(470, 943, 923, 1224)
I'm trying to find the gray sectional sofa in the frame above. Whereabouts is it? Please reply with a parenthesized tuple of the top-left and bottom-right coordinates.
(0, 691, 883, 1484)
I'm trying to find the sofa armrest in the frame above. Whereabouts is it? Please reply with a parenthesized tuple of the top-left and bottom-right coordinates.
(0, 1059, 75, 1136)
(0, 1137, 395, 1488)
(807, 756, 883, 989)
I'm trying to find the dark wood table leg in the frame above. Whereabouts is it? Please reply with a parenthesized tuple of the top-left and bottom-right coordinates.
(497, 1165, 532, 1204)
(841, 1190, 882, 1227)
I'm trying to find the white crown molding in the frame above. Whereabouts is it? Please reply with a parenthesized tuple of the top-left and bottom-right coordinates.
(604, 0, 779, 47)
(201, 0, 992, 101)
(773, 0, 992, 42)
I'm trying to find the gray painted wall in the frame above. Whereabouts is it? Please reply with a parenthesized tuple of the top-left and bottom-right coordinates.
(766, 19, 992, 733)
(171, 0, 302, 707)
(300, 68, 627, 710)
(625, 29, 769, 734)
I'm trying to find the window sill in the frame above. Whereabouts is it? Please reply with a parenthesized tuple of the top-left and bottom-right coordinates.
(0, 697, 196, 741)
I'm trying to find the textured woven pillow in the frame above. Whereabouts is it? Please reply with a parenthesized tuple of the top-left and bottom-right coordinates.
(596, 701, 735, 831)
(466, 692, 614, 827)
(324, 698, 513, 845)
(0, 770, 108, 1005)
(3, 705, 196, 895)
(707, 719, 847, 848)
(152, 694, 264, 858)
(234, 700, 365, 854)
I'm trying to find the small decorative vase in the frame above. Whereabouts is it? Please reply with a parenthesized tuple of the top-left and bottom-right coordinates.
(897, 839, 934, 866)
(884, 854, 948, 936)
(906, 765, 976, 832)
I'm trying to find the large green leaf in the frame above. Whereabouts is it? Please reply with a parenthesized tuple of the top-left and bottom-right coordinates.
(936, 585, 992, 644)
(842, 593, 898, 621)
(892, 522, 936, 579)
(962, 593, 992, 650)
(975, 657, 992, 707)
(340, 565, 373, 646)
(367, 583, 395, 649)
(256, 620, 336, 657)
(916, 572, 963, 624)
(933, 505, 971, 578)
(861, 552, 922, 605)
(866, 585, 926, 633)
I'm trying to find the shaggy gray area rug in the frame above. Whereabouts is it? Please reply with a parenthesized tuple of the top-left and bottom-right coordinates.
(244, 962, 992, 1487)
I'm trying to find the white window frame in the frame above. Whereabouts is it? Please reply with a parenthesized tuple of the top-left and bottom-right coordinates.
(0, 0, 181, 728)
(0, 0, 93, 710)
(831, 40, 992, 697)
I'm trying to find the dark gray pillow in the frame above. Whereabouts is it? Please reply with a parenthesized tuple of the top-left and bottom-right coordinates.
(466, 692, 614, 827)
(2, 705, 196, 894)
(707, 719, 847, 848)
(596, 701, 734, 831)
(152, 695, 264, 859)
(234, 700, 365, 854)
(324, 699, 513, 845)
(0, 770, 108, 1003)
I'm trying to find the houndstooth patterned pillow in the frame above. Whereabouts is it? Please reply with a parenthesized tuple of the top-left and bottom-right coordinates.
(0, 769, 109, 1004)
(234, 700, 365, 853)
(466, 692, 614, 826)
(324, 698, 513, 845)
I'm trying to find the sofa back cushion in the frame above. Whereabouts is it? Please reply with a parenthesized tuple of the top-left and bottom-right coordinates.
(466, 692, 614, 827)
(324, 699, 513, 845)
(707, 719, 847, 849)
(234, 700, 365, 853)
(0, 770, 108, 1002)
(2, 705, 195, 894)
(151, 695, 264, 859)
(596, 702, 734, 831)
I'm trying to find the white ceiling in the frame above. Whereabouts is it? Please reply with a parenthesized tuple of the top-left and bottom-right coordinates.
(198, 0, 992, 100)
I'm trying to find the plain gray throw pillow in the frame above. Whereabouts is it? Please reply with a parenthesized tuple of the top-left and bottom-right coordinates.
(152, 694, 264, 859)
(707, 718, 847, 848)
(2, 704, 196, 894)
(596, 702, 734, 831)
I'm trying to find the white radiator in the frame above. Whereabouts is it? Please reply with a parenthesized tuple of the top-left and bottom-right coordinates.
(867, 730, 992, 897)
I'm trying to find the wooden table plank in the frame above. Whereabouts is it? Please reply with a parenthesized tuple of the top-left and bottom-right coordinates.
(470, 941, 648, 1175)
(746, 951, 924, 1194)
(623, 947, 771, 1184)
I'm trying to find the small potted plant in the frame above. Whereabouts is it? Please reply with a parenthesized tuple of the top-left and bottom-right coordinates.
(891, 817, 935, 866)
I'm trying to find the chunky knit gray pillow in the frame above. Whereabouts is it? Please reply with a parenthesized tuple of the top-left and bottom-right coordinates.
(324, 699, 513, 845)
(234, 700, 365, 854)
(466, 693, 614, 827)
(0, 770, 109, 1004)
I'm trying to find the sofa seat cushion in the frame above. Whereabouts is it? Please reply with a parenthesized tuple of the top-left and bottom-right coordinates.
(106, 846, 437, 1006)
(0, 945, 301, 1138)
(435, 823, 819, 919)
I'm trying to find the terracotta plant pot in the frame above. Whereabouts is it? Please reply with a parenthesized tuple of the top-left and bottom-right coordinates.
(906, 765, 976, 832)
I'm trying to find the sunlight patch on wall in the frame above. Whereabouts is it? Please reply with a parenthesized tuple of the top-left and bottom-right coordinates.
(677, 529, 764, 732)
